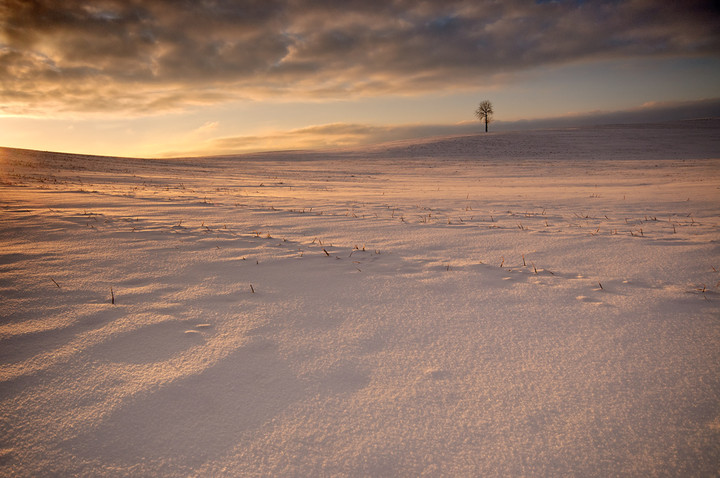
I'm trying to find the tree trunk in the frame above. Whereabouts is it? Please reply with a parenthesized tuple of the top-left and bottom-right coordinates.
(485, 118, 488, 132)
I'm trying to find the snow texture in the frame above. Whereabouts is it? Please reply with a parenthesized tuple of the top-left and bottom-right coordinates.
(1, 121, 719, 476)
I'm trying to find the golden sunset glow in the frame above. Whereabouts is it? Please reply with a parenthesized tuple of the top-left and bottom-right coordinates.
(1, 0, 719, 156)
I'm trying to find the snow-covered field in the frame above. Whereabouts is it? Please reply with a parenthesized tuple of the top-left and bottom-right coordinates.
(1, 121, 719, 476)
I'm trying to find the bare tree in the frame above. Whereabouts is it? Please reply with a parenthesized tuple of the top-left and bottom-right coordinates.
(475, 100, 493, 132)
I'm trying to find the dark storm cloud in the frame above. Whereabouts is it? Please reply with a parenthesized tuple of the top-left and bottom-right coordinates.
(2, 0, 719, 114)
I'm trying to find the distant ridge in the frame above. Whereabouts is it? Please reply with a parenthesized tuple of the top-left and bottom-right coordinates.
(228, 120, 720, 162)
(2, 120, 719, 163)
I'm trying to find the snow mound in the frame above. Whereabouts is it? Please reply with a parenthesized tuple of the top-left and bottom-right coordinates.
(1, 123, 719, 476)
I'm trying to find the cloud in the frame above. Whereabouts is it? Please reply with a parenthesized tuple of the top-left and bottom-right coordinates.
(191, 121, 489, 156)
(193, 121, 219, 135)
(495, 97, 720, 130)
(2, 0, 719, 115)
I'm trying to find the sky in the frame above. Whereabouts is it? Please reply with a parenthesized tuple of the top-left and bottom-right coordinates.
(1, 0, 720, 157)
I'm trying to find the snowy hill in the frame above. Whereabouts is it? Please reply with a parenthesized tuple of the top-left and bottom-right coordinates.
(1, 122, 719, 476)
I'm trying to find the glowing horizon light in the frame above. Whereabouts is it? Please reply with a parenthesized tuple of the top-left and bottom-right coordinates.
(1, 1, 719, 156)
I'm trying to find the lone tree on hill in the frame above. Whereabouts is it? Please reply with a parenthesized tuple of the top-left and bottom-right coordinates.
(475, 100, 493, 132)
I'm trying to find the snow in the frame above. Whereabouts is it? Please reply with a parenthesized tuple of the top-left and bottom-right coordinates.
(1, 121, 719, 476)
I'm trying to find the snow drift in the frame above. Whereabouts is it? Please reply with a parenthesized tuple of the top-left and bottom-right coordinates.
(1, 122, 719, 476)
